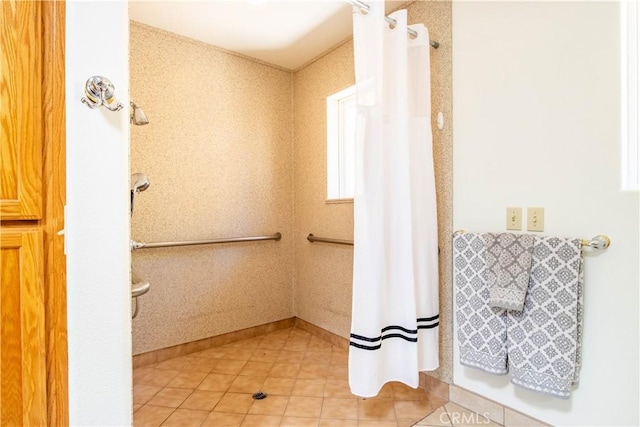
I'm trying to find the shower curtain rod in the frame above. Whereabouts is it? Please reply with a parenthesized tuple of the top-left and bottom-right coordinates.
(346, 0, 440, 49)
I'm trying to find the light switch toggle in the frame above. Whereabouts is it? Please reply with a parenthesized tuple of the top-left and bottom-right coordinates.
(506, 207, 522, 230)
(527, 207, 544, 232)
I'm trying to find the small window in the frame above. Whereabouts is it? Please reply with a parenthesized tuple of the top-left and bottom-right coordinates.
(623, 1, 639, 190)
(327, 85, 356, 201)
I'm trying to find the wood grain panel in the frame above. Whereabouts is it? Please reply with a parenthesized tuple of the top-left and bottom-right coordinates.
(0, 0, 43, 219)
(1, 229, 47, 425)
(1, 238, 22, 426)
(41, 1, 68, 424)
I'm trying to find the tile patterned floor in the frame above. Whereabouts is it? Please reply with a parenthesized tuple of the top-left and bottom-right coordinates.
(133, 327, 453, 427)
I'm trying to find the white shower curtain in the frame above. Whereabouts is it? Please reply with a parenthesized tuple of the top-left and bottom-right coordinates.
(349, 2, 439, 397)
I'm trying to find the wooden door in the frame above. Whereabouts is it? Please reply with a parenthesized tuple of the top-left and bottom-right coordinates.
(0, 1, 67, 425)
(0, 1, 44, 220)
(0, 229, 47, 425)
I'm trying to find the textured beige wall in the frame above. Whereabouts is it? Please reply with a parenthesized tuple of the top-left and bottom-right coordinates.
(292, 1, 453, 382)
(130, 22, 294, 354)
(293, 41, 356, 338)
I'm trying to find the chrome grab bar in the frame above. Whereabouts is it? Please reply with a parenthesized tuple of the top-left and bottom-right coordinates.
(131, 232, 282, 250)
(307, 233, 354, 246)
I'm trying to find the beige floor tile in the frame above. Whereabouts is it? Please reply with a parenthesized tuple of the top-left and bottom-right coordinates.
(180, 390, 224, 411)
(292, 378, 327, 397)
(298, 363, 329, 379)
(160, 408, 209, 426)
(201, 412, 245, 427)
(248, 395, 289, 416)
(448, 387, 503, 425)
(186, 357, 218, 373)
(289, 329, 310, 338)
(358, 421, 398, 427)
(133, 404, 174, 426)
(282, 339, 310, 352)
(249, 349, 281, 363)
(258, 339, 286, 350)
(327, 364, 349, 379)
(228, 375, 267, 393)
(166, 371, 208, 389)
(134, 367, 156, 384)
(319, 419, 358, 427)
(138, 369, 181, 388)
(445, 402, 499, 427)
(134, 384, 163, 405)
(283, 396, 324, 418)
(213, 392, 255, 414)
(321, 397, 359, 420)
(232, 338, 262, 350)
(269, 362, 300, 378)
(239, 414, 281, 426)
(359, 398, 396, 421)
(222, 348, 255, 361)
(198, 373, 236, 392)
(281, 416, 320, 426)
(277, 351, 306, 363)
(239, 361, 274, 376)
(358, 420, 398, 427)
(155, 356, 195, 371)
(308, 337, 335, 352)
(324, 379, 355, 398)
(262, 377, 295, 396)
(391, 383, 429, 401)
(394, 399, 441, 424)
(415, 406, 452, 426)
(304, 351, 332, 365)
(212, 359, 247, 375)
(377, 383, 395, 398)
(330, 352, 348, 366)
(146, 387, 193, 408)
(197, 348, 228, 359)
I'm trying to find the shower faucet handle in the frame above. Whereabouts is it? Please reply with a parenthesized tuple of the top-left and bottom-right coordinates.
(81, 75, 124, 112)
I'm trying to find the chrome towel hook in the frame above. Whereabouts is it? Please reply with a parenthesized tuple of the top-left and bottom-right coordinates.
(81, 76, 124, 111)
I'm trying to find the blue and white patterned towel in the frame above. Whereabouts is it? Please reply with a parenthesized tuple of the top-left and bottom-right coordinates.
(454, 233, 508, 375)
(507, 236, 584, 399)
(483, 233, 534, 312)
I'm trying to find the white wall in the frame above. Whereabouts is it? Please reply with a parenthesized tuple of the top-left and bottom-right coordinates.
(66, 1, 131, 425)
(453, 2, 639, 426)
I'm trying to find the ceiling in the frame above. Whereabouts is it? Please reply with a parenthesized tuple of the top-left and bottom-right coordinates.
(129, 0, 407, 70)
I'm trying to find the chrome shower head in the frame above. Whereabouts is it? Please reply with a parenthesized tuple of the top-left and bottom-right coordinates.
(130, 101, 149, 126)
(130, 173, 150, 216)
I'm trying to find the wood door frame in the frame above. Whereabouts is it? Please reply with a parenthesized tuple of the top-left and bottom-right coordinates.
(41, 1, 68, 425)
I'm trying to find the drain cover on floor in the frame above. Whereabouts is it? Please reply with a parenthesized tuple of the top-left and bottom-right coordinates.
(252, 392, 268, 400)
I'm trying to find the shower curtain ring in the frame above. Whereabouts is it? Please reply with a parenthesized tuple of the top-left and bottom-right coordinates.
(81, 75, 124, 111)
